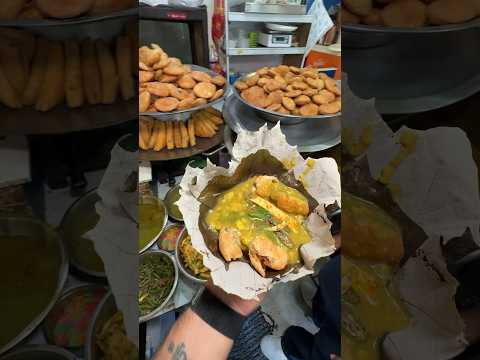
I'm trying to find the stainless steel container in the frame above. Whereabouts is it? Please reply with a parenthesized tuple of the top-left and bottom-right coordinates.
(342, 21, 480, 114)
(0, 345, 76, 360)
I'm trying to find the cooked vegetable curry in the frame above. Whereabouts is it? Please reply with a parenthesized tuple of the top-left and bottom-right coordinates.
(342, 256, 410, 360)
(206, 176, 311, 268)
(139, 199, 165, 252)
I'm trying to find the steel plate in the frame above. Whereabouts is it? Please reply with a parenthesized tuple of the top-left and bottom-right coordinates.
(223, 95, 341, 153)
(0, 218, 68, 356)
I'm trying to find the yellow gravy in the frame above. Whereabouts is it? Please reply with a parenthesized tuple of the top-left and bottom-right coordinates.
(206, 177, 311, 264)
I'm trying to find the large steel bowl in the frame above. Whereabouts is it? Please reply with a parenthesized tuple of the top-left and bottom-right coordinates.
(342, 20, 480, 114)
(139, 250, 179, 323)
(232, 72, 341, 125)
(0, 218, 68, 356)
(139, 195, 168, 254)
(139, 65, 228, 121)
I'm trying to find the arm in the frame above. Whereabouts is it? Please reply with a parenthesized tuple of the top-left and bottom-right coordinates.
(154, 307, 233, 360)
(154, 282, 265, 360)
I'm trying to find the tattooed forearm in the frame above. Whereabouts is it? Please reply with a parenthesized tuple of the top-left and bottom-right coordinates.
(168, 341, 188, 360)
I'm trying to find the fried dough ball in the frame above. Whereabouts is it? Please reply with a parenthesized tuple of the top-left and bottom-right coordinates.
(427, 0, 477, 25)
(319, 100, 341, 115)
(313, 90, 335, 105)
(381, 0, 427, 28)
(300, 103, 319, 116)
(177, 74, 196, 89)
(211, 75, 226, 87)
(191, 70, 212, 83)
(145, 82, 170, 97)
(219, 227, 243, 262)
(234, 80, 248, 91)
(248, 236, 288, 277)
(154, 97, 179, 112)
(193, 82, 216, 99)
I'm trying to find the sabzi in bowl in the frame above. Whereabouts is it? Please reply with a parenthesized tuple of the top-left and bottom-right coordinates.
(198, 150, 318, 278)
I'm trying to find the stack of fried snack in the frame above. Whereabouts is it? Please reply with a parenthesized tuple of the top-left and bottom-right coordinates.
(0, 24, 136, 111)
(0, 0, 136, 20)
(342, 0, 480, 27)
(139, 108, 223, 152)
(234, 65, 341, 116)
(139, 44, 226, 113)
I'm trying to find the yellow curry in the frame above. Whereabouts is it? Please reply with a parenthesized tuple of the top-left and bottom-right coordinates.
(206, 176, 311, 276)
(342, 256, 410, 360)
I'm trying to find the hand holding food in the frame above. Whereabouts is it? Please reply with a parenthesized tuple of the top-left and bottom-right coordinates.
(138, 44, 226, 113)
(234, 65, 341, 116)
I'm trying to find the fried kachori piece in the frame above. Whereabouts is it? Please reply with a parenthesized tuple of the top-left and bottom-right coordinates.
(325, 78, 341, 96)
(177, 74, 196, 89)
(145, 82, 170, 97)
(154, 97, 179, 112)
(426, 0, 477, 25)
(219, 227, 243, 262)
(191, 70, 212, 83)
(193, 82, 216, 99)
(139, 70, 154, 83)
(344, 0, 372, 16)
(163, 64, 186, 76)
(139, 91, 150, 112)
(381, 0, 427, 27)
(248, 236, 288, 277)
(211, 75, 226, 87)
(313, 90, 336, 105)
(246, 74, 259, 87)
(319, 100, 341, 115)
(299, 103, 319, 116)
(234, 80, 248, 91)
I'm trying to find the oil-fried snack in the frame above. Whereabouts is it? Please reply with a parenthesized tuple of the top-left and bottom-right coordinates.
(193, 82, 216, 99)
(192, 98, 207, 107)
(139, 62, 151, 71)
(211, 75, 226, 87)
(381, 0, 427, 27)
(145, 82, 169, 97)
(90, 0, 136, 14)
(35, 0, 95, 18)
(126, 20, 137, 76)
(22, 37, 49, 106)
(363, 8, 383, 25)
(187, 118, 196, 146)
(294, 95, 311, 106)
(0, 28, 35, 72)
(313, 90, 335, 105)
(139, 91, 150, 112)
(267, 90, 284, 104)
(291, 81, 308, 90)
(289, 66, 301, 74)
(139, 118, 149, 150)
(164, 64, 186, 76)
(257, 77, 269, 87)
(96, 40, 119, 104)
(203, 107, 221, 117)
(299, 103, 319, 116)
(0, 63, 22, 108)
(148, 121, 160, 149)
(324, 78, 341, 96)
(177, 74, 196, 89)
(245, 74, 259, 87)
(20, 4, 44, 19)
(303, 88, 318, 97)
(306, 77, 324, 90)
(427, 0, 476, 25)
(282, 97, 296, 111)
(284, 89, 302, 98)
(234, 80, 248, 91)
(158, 74, 177, 83)
(173, 121, 182, 148)
(191, 70, 212, 83)
(177, 97, 194, 110)
(266, 103, 282, 112)
(64, 41, 84, 108)
(210, 88, 224, 101)
(257, 67, 269, 76)
(153, 121, 166, 151)
(166, 121, 174, 149)
(140, 71, 154, 83)
(0, 42, 27, 95)
(319, 100, 341, 115)
(277, 106, 289, 114)
(179, 121, 189, 148)
(169, 85, 190, 100)
(116, 36, 135, 100)
(81, 39, 102, 105)
(35, 41, 64, 111)
(154, 97, 179, 112)
(0, 0, 27, 18)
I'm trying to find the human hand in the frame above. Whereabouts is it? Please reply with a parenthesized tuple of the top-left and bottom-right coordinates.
(206, 280, 266, 317)
(330, 355, 341, 360)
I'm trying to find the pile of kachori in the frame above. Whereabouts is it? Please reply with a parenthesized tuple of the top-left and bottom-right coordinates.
(0, 26, 136, 111)
(139, 44, 226, 113)
(234, 65, 341, 117)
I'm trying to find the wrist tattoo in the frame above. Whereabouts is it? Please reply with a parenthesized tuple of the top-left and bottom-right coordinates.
(167, 341, 188, 360)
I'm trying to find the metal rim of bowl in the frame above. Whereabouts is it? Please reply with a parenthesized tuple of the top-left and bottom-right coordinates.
(43, 284, 109, 349)
(139, 196, 168, 254)
(232, 72, 341, 121)
(0, 217, 69, 356)
(59, 188, 106, 278)
(0, 8, 137, 28)
(175, 228, 208, 284)
(139, 65, 228, 121)
(84, 291, 114, 360)
(342, 17, 480, 34)
(139, 250, 179, 323)
(0, 345, 77, 360)
(156, 223, 184, 252)
(164, 185, 183, 222)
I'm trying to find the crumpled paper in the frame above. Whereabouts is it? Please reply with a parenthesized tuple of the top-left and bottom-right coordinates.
(177, 124, 340, 300)
(343, 76, 480, 358)
(86, 140, 138, 346)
